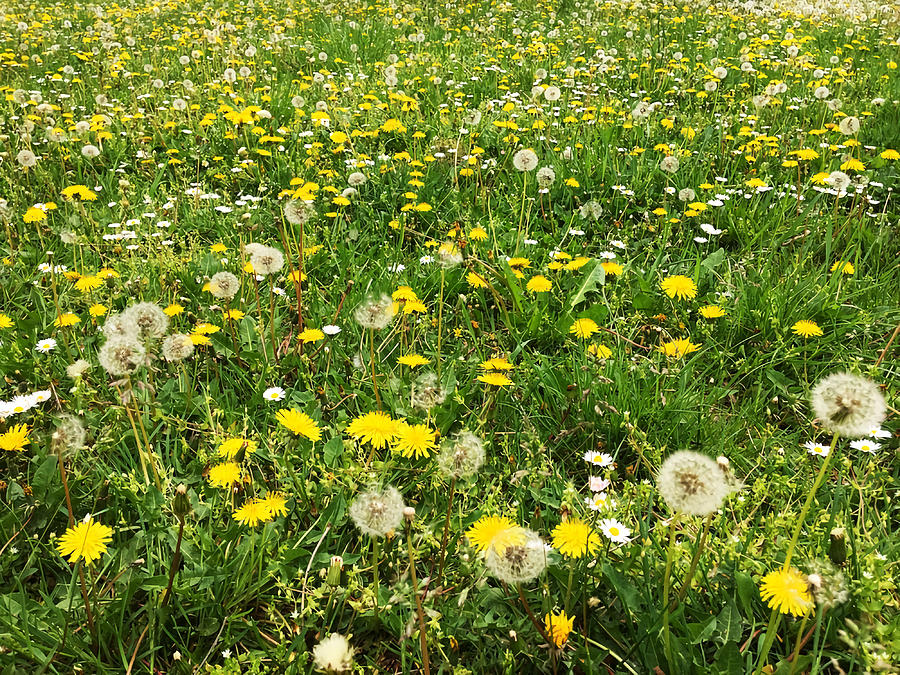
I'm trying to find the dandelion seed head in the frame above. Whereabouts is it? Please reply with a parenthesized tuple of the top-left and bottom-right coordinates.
(657, 450, 738, 516)
(161, 333, 195, 362)
(436, 430, 485, 479)
(123, 302, 169, 340)
(353, 294, 395, 330)
(52, 414, 86, 457)
(312, 633, 354, 673)
(250, 246, 285, 276)
(484, 528, 547, 583)
(810, 372, 885, 438)
(349, 486, 405, 537)
(98, 335, 146, 376)
(208, 271, 240, 300)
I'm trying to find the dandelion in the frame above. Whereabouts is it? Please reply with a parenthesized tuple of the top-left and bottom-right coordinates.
(411, 371, 446, 410)
(259, 492, 288, 517)
(657, 451, 737, 516)
(283, 199, 315, 225)
(54, 313, 81, 327)
(349, 486, 405, 537)
(233, 499, 273, 527)
(161, 334, 194, 362)
(207, 462, 241, 489)
(353, 294, 395, 330)
(660, 275, 697, 300)
(298, 328, 325, 343)
(792, 320, 823, 338)
(123, 302, 169, 340)
(66, 359, 91, 379)
(217, 438, 257, 460)
(759, 568, 813, 617)
(805, 561, 849, 610)
(275, 409, 322, 442)
(699, 305, 725, 319)
(544, 611, 575, 647)
(512, 148, 539, 172)
(51, 415, 86, 456)
(810, 372, 886, 438)
(249, 246, 285, 276)
(102, 313, 139, 340)
(398, 354, 430, 368)
(437, 430, 485, 479)
(551, 518, 601, 558)
(658, 338, 701, 358)
(569, 318, 599, 339)
(476, 372, 513, 386)
(466, 515, 518, 552)
(208, 271, 241, 300)
(536, 166, 556, 189)
(391, 422, 437, 459)
(527, 275, 552, 293)
(660, 155, 680, 173)
(485, 528, 547, 583)
(0, 424, 30, 452)
(98, 336, 146, 375)
(57, 515, 113, 565)
(346, 411, 398, 449)
(312, 633, 354, 673)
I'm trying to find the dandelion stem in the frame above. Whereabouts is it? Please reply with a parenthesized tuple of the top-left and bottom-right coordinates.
(161, 516, 185, 608)
(436, 268, 445, 382)
(752, 608, 783, 675)
(673, 513, 712, 606)
(269, 282, 279, 363)
(369, 326, 381, 410)
(517, 584, 552, 645)
(405, 521, 431, 675)
(436, 475, 456, 589)
(372, 537, 381, 620)
(783, 433, 839, 569)
(661, 514, 680, 670)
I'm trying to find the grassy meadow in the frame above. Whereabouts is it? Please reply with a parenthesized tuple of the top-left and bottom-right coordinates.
(0, 0, 898, 672)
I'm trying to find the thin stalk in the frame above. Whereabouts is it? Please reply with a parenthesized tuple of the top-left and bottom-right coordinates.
(517, 584, 552, 645)
(662, 515, 680, 669)
(435, 475, 456, 588)
(161, 517, 185, 608)
(674, 514, 712, 606)
(268, 282, 279, 362)
(369, 326, 381, 410)
(372, 537, 381, 620)
(436, 268, 445, 382)
(405, 521, 431, 675)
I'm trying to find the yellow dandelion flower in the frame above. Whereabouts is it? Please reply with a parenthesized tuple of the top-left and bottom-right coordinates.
(57, 516, 113, 565)
(75, 275, 103, 293)
(569, 318, 599, 339)
(791, 320, 823, 338)
(545, 611, 575, 647)
(0, 424, 30, 452)
(217, 437, 258, 459)
(551, 518, 601, 558)
(759, 568, 813, 617)
(830, 260, 854, 275)
(260, 492, 288, 518)
(588, 344, 612, 359)
(466, 515, 518, 552)
(477, 372, 513, 386)
(208, 462, 242, 489)
(164, 304, 184, 317)
(346, 411, 399, 449)
(54, 313, 81, 327)
(660, 275, 698, 301)
(466, 272, 489, 289)
(298, 328, 325, 343)
(275, 409, 322, 442)
(699, 305, 725, 319)
(392, 422, 437, 459)
(398, 354, 430, 367)
(526, 275, 552, 293)
(233, 499, 273, 527)
(658, 338, 701, 358)
(480, 357, 514, 371)
(89, 304, 108, 317)
(0, 313, 13, 329)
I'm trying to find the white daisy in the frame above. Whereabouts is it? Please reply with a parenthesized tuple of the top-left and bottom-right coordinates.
(263, 386, 286, 402)
(599, 518, 631, 543)
(804, 441, 830, 457)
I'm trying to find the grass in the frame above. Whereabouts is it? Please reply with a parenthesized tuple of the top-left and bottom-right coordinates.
(0, 0, 898, 672)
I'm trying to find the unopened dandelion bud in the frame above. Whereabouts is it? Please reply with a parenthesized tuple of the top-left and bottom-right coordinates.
(326, 555, 344, 587)
(173, 483, 192, 520)
(403, 506, 416, 521)
(828, 527, 847, 565)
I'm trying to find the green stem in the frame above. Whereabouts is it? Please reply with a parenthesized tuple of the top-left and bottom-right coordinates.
(662, 515, 680, 669)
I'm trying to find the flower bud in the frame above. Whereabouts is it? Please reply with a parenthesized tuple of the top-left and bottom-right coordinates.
(828, 527, 847, 565)
(173, 484, 192, 520)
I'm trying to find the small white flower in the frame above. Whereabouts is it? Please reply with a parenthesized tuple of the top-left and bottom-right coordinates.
(599, 518, 631, 543)
(588, 476, 610, 492)
(322, 324, 341, 336)
(583, 451, 613, 468)
(32, 390, 51, 403)
(585, 492, 616, 512)
(221, 648, 231, 659)
(263, 387, 286, 402)
(869, 427, 891, 439)
(35, 338, 57, 353)
(849, 439, 880, 454)
(804, 441, 830, 457)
